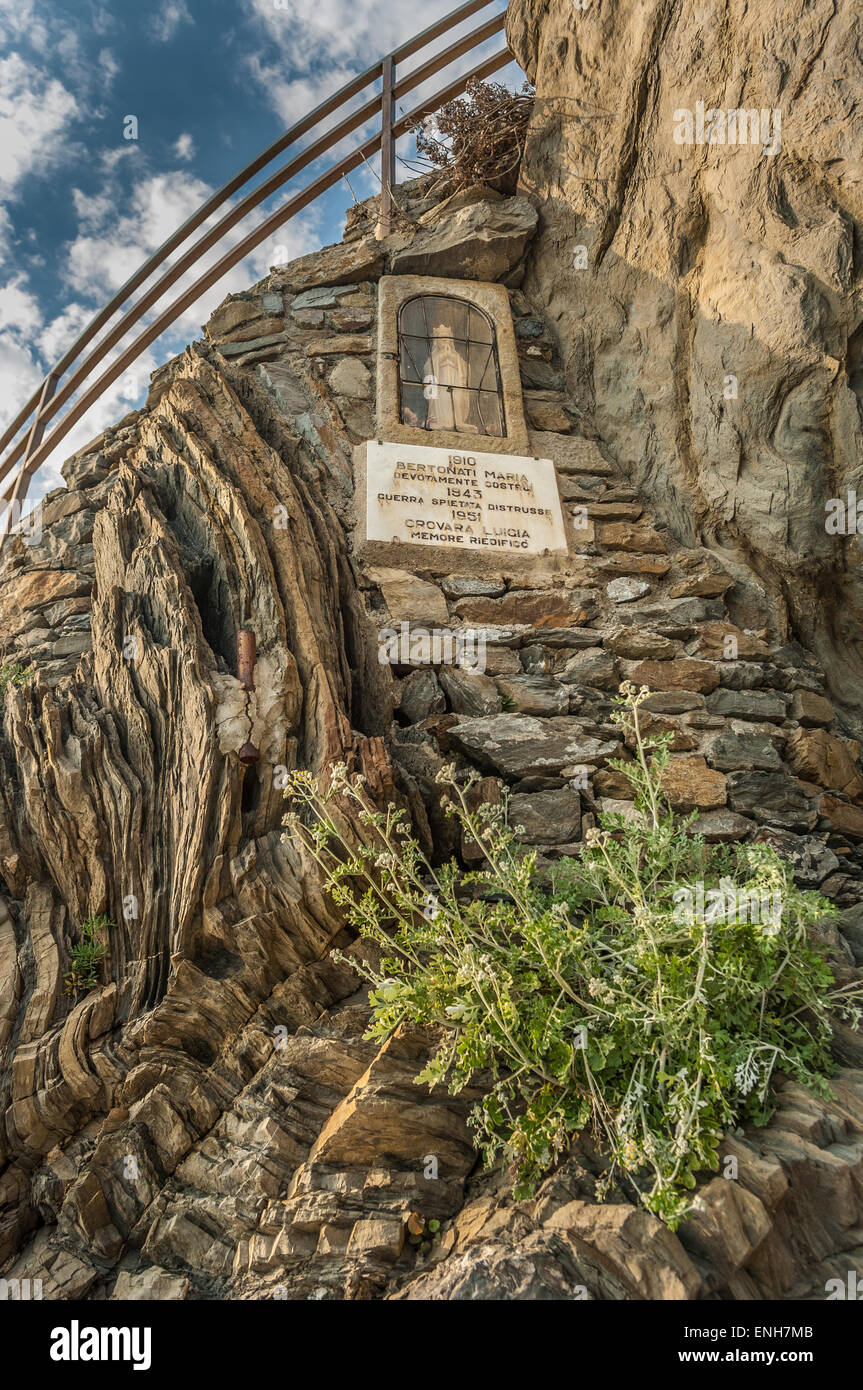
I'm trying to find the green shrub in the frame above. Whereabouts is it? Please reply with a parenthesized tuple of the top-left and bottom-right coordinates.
(64, 914, 112, 997)
(0, 662, 34, 698)
(283, 685, 862, 1227)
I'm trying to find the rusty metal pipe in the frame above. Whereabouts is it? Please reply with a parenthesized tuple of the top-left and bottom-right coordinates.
(237, 628, 256, 692)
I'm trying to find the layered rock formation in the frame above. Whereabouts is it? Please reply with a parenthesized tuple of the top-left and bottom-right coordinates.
(507, 0, 863, 719)
(1, 12, 863, 1299)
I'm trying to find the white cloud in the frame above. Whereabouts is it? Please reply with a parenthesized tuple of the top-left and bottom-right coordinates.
(246, 59, 365, 128)
(64, 169, 323, 315)
(37, 301, 92, 361)
(71, 183, 116, 231)
(173, 132, 195, 162)
(0, 328, 46, 461)
(150, 0, 194, 43)
(0, 277, 41, 334)
(90, 6, 115, 37)
(243, 0, 516, 189)
(55, 28, 84, 76)
(0, 53, 79, 198)
(0, 332, 41, 397)
(48, 21, 117, 102)
(66, 172, 214, 298)
(5, 171, 324, 507)
(0, 206, 12, 266)
(0, 0, 49, 50)
(99, 144, 142, 175)
(66, 234, 145, 301)
(98, 48, 119, 85)
(247, 0, 448, 75)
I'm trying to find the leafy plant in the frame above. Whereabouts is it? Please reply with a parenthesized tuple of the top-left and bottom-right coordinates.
(64, 914, 112, 997)
(283, 686, 862, 1228)
(406, 1211, 441, 1256)
(0, 661, 35, 698)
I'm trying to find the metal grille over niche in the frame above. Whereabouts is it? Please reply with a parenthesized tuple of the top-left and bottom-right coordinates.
(398, 294, 506, 438)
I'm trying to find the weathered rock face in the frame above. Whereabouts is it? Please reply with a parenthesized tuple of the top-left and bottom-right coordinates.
(0, 336, 405, 1293)
(1, 92, 863, 1303)
(506, 0, 863, 722)
(389, 195, 538, 281)
(393, 1070, 863, 1301)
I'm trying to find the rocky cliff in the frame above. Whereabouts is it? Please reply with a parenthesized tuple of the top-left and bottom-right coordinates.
(1, 4, 863, 1302)
(506, 0, 863, 720)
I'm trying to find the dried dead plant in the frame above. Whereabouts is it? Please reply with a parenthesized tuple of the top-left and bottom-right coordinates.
(402, 78, 535, 197)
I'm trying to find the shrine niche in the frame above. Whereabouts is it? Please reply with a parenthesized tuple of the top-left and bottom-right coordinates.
(376, 274, 529, 456)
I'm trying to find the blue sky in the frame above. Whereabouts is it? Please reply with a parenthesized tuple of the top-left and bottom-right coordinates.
(0, 0, 517, 508)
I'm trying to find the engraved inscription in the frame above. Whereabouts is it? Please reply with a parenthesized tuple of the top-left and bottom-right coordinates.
(365, 442, 568, 555)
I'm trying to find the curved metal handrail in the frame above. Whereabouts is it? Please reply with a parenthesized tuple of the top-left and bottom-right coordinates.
(0, 0, 513, 536)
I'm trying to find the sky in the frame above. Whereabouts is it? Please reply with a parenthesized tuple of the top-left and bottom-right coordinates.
(0, 0, 517, 511)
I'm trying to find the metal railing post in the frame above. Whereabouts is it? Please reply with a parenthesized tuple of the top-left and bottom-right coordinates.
(0, 370, 58, 544)
(379, 53, 396, 237)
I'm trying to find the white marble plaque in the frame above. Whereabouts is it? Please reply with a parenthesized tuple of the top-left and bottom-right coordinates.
(365, 441, 568, 555)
